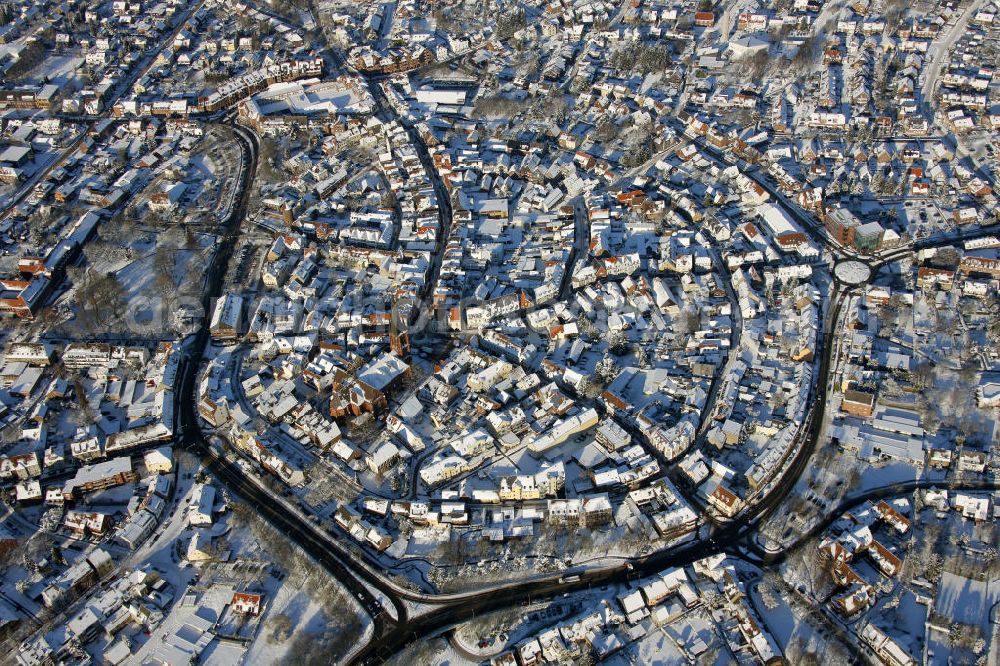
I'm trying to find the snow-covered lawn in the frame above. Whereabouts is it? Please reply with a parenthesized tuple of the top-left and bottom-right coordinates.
(226, 502, 373, 664)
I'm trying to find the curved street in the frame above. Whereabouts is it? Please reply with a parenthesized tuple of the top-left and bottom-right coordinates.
(162, 48, 1000, 666)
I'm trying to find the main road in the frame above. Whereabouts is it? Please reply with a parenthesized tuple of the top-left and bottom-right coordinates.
(168, 118, 850, 665)
(165, 71, 768, 665)
(173, 119, 411, 644)
(165, 39, 948, 666)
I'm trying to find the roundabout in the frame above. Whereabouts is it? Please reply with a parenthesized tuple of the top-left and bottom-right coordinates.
(833, 259, 872, 286)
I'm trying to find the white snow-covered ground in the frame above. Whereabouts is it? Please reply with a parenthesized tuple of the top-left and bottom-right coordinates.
(935, 572, 1000, 632)
(225, 506, 374, 665)
(749, 579, 800, 649)
(609, 626, 688, 665)
(243, 574, 371, 665)
(870, 589, 927, 663)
